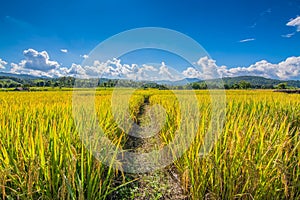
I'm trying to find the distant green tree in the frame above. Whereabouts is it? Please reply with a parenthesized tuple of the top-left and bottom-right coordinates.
(54, 82, 59, 87)
(276, 83, 287, 89)
(224, 84, 230, 89)
(8, 83, 17, 88)
(67, 78, 72, 87)
(45, 80, 52, 87)
(232, 83, 240, 89)
(23, 84, 30, 88)
(238, 81, 251, 89)
(199, 82, 208, 89)
(191, 83, 200, 90)
(37, 81, 45, 87)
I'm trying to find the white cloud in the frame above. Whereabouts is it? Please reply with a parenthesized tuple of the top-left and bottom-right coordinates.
(239, 38, 255, 43)
(277, 57, 300, 80)
(182, 56, 300, 80)
(141, 64, 158, 72)
(221, 57, 300, 80)
(0, 59, 8, 69)
(10, 63, 22, 74)
(287, 16, 300, 32)
(21, 49, 60, 71)
(60, 49, 68, 53)
(10, 62, 65, 78)
(220, 60, 278, 78)
(63, 59, 182, 81)
(183, 57, 223, 79)
(9, 49, 62, 77)
(81, 54, 89, 59)
(282, 32, 295, 38)
(131, 64, 158, 80)
(182, 67, 202, 78)
(92, 58, 134, 78)
(197, 57, 224, 79)
(158, 62, 176, 80)
(67, 64, 86, 75)
(5, 48, 300, 80)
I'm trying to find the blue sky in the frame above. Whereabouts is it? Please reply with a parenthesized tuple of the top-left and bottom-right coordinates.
(0, 0, 300, 80)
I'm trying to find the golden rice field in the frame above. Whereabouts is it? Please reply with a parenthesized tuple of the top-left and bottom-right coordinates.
(0, 90, 299, 199)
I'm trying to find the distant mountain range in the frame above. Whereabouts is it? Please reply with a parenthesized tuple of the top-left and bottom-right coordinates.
(220, 76, 300, 88)
(0, 73, 299, 88)
(156, 78, 200, 86)
(158, 76, 300, 88)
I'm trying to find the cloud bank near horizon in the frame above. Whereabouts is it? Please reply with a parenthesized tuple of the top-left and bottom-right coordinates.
(0, 59, 7, 69)
(1, 48, 300, 80)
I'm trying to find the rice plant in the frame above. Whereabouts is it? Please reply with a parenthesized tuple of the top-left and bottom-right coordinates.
(0, 90, 299, 199)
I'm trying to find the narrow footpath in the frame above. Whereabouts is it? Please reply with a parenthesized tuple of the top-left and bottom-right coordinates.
(110, 96, 189, 200)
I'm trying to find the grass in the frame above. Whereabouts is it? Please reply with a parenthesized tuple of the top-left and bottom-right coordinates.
(0, 90, 299, 199)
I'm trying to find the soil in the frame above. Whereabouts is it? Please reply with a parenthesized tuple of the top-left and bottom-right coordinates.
(108, 96, 189, 200)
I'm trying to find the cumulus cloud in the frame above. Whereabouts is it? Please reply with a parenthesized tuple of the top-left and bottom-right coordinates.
(197, 57, 224, 79)
(90, 58, 137, 78)
(0, 59, 8, 69)
(10, 63, 22, 74)
(5, 48, 300, 80)
(60, 49, 68, 53)
(62, 58, 138, 79)
(9, 49, 62, 77)
(10, 62, 65, 78)
(287, 16, 300, 32)
(182, 57, 223, 79)
(182, 56, 300, 80)
(182, 67, 202, 78)
(277, 57, 300, 79)
(64, 59, 182, 81)
(221, 57, 300, 80)
(158, 62, 177, 80)
(239, 38, 255, 43)
(91, 59, 166, 80)
(131, 64, 158, 80)
(220, 60, 277, 78)
(67, 64, 86, 75)
(21, 49, 60, 71)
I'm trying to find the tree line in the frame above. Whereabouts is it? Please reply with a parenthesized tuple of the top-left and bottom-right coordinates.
(0, 76, 296, 90)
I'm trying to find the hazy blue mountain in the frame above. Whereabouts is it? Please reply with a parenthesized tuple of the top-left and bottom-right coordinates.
(156, 78, 200, 86)
(219, 76, 300, 88)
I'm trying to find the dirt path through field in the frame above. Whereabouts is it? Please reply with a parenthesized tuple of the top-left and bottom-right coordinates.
(110, 96, 189, 199)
